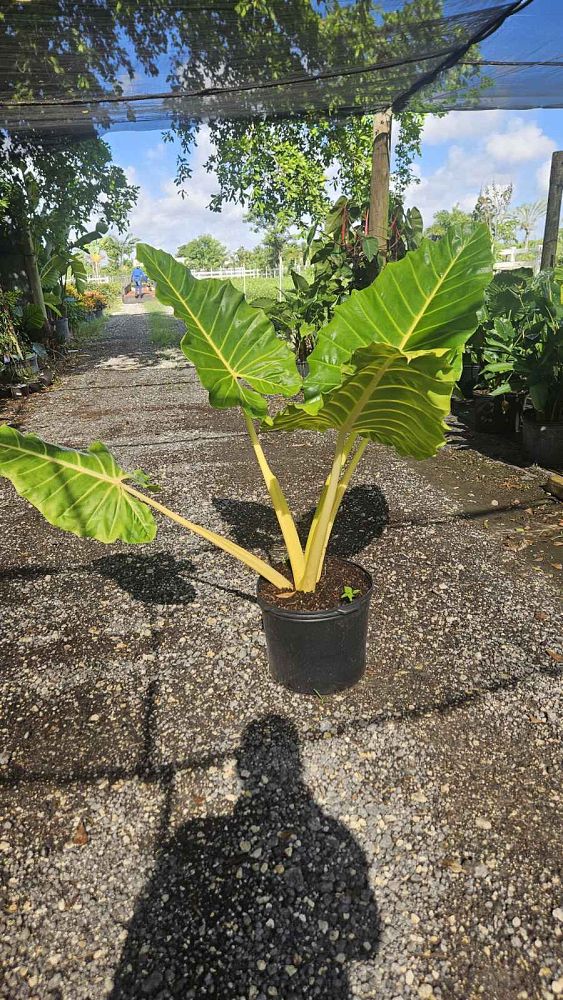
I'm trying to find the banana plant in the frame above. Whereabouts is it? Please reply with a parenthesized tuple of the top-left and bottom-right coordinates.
(40, 225, 106, 316)
(0, 226, 492, 594)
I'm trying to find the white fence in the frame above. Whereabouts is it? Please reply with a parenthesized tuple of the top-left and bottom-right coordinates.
(183, 266, 277, 279)
(493, 246, 542, 274)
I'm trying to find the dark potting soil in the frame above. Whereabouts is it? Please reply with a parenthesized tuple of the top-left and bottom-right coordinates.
(258, 556, 370, 613)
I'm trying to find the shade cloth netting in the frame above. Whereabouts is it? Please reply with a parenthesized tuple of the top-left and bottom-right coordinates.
(0, 0, 561, 141)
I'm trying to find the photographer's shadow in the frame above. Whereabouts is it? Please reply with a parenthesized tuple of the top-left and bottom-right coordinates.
(110, 715, 380, 999)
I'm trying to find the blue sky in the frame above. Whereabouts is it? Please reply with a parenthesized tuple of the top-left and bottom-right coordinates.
(106, 106, 563, 254)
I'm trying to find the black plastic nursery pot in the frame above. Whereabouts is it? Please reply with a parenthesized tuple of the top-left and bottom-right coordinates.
(522, 414, 563, 469)
(257, 560, 373, 695)
(55, 317, 70, 343)
(473, 389, 523, 435)
(458, 362, 481, 400)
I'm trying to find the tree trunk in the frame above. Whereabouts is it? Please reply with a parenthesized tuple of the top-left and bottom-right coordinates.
(368, 110, 392, 262)
(21, 226, 48, 323)
(541, 152, 563, 271)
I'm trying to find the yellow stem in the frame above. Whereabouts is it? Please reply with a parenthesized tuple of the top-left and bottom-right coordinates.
(300, 428, 349, 592)
(124, 483, 292, 590)
(244, 413, 304, 585)
(303, 433, 357, 564)
(315, 438, 368, 582)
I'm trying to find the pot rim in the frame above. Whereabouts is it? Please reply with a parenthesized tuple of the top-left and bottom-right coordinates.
(256, 558, 373, 621)
(522, 411, 563, 428)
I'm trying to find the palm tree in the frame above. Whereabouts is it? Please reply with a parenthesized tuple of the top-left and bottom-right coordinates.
(100, 232, 139, 269)
(89, 250, 103, 279)
(514, 201, 547, 249)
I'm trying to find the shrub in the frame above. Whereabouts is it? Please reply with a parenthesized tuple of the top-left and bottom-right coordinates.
(65, 298, 88, 330)
(80, 289, 109, 313)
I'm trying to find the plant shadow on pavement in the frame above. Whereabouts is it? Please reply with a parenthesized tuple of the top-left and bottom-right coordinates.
(94, 552, 198, 605)
(93, 551, 258, 606)
(213, 484, 390, 562)
(109, 714, 380, 1000)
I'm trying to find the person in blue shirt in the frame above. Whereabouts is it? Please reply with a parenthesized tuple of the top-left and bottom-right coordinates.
(131, 265, 147, 298)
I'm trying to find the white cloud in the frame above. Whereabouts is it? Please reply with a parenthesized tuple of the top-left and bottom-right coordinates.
(422, 110, 504, 144)
(146, 143, 167, 162)
(536, 158, 553, 194)
(485, 118, 556, 164)
(125, 128, 259, 254)
(124, 165, 138, 186)
(407, 112, 558, 228)
(404, 144, 512, 222)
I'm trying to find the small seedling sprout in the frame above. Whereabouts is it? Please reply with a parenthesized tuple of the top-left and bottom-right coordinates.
(341, 585, 360, 603)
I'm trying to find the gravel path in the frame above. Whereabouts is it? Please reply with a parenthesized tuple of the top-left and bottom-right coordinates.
(1, 305, 561, 1000)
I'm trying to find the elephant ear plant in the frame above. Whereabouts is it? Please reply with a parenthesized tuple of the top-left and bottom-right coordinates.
(0, 226, 492, 692)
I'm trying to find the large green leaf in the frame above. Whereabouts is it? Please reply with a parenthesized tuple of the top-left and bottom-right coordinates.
(40, 253, 67, 290)
(304, 224, 492, 401)
(265, 344, 460, 459)
(69, 253, 88, 292)
(0, 425, 156, 543)
(137, 244, 301, 417)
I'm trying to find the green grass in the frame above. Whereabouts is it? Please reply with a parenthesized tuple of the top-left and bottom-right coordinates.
(143, 297, 183, 348)
(230, 275, 294, 302)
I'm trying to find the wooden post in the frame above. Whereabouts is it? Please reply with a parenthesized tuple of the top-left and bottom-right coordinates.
(540, 151, 563, 271)
(368, 109, 392, 260)
(21, 226, 48, 322)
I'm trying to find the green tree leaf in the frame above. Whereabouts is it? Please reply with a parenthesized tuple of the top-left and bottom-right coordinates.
(265, 344, 461, 460)
(0, 425, 156, 543)
(137, 244, 301, 417)
(176, 234, 228, 270)
(304, 225, 492, 401)
(361, 236, 379, 262)
(291, 269, 310, 293)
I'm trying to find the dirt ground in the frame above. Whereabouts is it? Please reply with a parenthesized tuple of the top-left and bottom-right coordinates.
(0, 304, 561, 1000)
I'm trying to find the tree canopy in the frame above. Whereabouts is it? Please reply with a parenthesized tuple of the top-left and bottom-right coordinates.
(2, 0, 489, 233)
(425, 206, 476, 240)
(514, 201, 547, 249)
(99, 233, 139, 271)
(177, 235, 229, 271)
(0, 139, 138, 254)
(172, 0, 484, 228)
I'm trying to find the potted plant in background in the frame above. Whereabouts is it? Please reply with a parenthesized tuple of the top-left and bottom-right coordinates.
(41, 249, 88, 342)
(515, 275, 563, 467)
(0, 226, 492, 694)
(474, 271, 562, 464)
(0, 290, 51, 396)
(521, 322, 563, 468)
(40, 225, 108, 341)
(474, 315, 527, 433)
(470, 269, 540, 434)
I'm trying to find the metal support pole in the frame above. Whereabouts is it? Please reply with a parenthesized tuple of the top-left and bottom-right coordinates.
(540, 151, 563, 271)
(368, 109, 392, 261)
